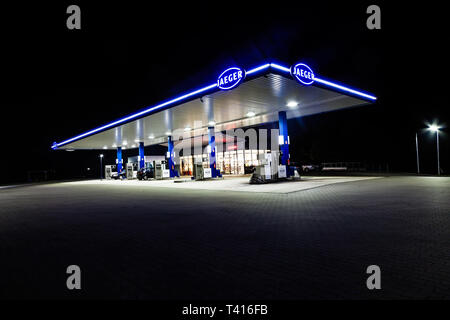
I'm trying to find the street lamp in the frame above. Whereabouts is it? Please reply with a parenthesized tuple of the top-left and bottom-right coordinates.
(99, 154, 104, 180)
(415, 132, 420, 175)
(427, 124, 441, 175)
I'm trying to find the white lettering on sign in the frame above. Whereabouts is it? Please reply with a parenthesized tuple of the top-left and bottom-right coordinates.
(290, 63, 315, 86)
(217, 67, 245, 90)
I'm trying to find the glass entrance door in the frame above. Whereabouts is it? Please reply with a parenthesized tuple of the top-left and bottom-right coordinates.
(229, 151, 237, 174)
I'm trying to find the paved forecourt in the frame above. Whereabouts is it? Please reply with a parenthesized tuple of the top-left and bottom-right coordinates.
(62, 176, 382, 194)
(1, 176, 449, 299)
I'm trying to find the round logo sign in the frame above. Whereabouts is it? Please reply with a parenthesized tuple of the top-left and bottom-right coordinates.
(291, 63, 315, 86)
(217, 67, 246, 90)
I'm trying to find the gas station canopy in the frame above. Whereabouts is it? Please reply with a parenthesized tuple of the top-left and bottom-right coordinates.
(51, 62, 376, 151)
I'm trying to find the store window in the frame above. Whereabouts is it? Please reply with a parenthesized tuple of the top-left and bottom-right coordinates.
(180, 149, 270, 176)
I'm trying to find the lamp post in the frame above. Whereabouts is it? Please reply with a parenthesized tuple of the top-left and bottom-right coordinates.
(415, 132, 420, 175)
(427, 124, 441, 176)
(99, 154, 104, 180)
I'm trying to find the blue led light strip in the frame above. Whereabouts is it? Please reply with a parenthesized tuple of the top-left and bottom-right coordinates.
(269, 63, 291, 73)
(314, 77, 377, 101)
(52, 83, 218, 148)
(268, 62, 377, 100)
(245, 63, 270, 75)
(52, 61, 376, 149)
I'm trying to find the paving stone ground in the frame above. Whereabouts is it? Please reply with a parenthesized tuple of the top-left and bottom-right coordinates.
(0, 176, 449, 299)
(66, 175, 381, 194)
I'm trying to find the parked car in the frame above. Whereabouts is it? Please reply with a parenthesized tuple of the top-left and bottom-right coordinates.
(137, 167, 154, 180)
(244, 165, 256, 174)
(111, 171, 127, 180)
(301, 164, 322, 173)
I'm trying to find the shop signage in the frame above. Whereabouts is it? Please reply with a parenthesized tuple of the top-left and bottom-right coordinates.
(278, 165, 287, 178)
(203, 168, 212, 178)
(291, 63, 315, 86)
(217, 67, 245, 90)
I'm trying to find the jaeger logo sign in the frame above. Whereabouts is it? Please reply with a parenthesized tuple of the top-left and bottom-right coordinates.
(217, 67, 245, 90)
(291, 63, 315, 86)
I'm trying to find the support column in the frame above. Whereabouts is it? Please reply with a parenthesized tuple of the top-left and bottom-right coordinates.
(204, 96, 218, 177)
(278, 111, 290, 166)
(208, 126, 217, 178)
(168, 136, 175, 177)
(139, 142, 145, 169)
(116, 147, 123, 173)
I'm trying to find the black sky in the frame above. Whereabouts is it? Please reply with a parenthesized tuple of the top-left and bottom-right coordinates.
(1, 1, 448, 183)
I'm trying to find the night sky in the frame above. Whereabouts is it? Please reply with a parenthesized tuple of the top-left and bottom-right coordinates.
(1, 2, 448, 183)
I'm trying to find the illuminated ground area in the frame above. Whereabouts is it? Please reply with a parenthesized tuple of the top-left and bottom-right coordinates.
(63, 175, 382, 194)
(0, 176, 449, 299)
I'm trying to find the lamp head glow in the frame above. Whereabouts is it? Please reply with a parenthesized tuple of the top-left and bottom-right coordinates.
(208, 120, 216, 126)
(246, 111, 256, 117)
(184, 127, 191, 132)
(122, 141, 128, 146)
(132, 144, 136, 148)
(287, 101, 298, 108)
(428, 124, 440, 132)
(103, 146, 107, 149)
(100, 154, 104, 158)
(165, 131, 172, 136)
(148, 135, 154, 139)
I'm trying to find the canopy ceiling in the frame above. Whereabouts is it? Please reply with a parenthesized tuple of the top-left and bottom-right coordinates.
(54, 68, 374, 151)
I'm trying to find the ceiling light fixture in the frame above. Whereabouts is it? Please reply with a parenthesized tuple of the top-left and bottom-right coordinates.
(287, 101, 298, 108)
